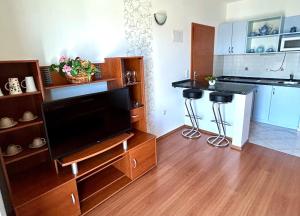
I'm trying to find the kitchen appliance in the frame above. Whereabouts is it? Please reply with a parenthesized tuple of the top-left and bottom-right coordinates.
(280, 36, 300, 51)
(42, 87, 132, 159)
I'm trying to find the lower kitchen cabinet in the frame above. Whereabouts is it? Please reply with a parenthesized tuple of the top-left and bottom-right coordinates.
(268, 86, 300, 129)
(253, 85, 300, 129)
(252, 85, 273, 123)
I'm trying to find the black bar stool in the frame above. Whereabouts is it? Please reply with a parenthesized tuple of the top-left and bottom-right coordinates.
(207, 91, 233, 147)
(182, 89, 203, 139)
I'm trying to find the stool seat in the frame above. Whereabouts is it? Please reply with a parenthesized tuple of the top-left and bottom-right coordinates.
(183, 89, 203, 99)
(209, 92, 233, 103)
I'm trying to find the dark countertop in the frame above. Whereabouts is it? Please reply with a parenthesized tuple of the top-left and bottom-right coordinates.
(172, 79, 256, 95)
(217, 76, 300, 88)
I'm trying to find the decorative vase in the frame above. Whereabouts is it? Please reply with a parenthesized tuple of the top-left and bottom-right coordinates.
(209, 80, 216, 86)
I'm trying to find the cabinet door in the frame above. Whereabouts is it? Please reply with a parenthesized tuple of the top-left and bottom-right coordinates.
(129, 138, 157, 180)
(215, 22, 232, 55)
(269, 86, 300, 129)
(252, 85, 273, 123)
(231, 21, 247, 54)
(16, 180, 80, 216)
(283, 15, 300, 33)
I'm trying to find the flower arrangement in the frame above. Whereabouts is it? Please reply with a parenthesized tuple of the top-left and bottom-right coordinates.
(205, 75, 216, 86)
(49, 56, 99, 84)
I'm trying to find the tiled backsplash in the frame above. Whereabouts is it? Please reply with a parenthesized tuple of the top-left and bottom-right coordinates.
(214, 53, 300, 79)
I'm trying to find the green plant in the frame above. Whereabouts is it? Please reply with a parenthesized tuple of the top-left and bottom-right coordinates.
(49, 56, 99, 81)
(204, 75, 216, 81)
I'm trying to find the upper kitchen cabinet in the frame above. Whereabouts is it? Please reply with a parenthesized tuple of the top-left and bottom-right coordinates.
(215, 21, 247, 55)
(268, 86, 300, 129)
(282, 15, 300, 34)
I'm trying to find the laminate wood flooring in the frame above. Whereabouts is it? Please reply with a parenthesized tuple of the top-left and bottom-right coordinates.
(87, 131, 300, 216)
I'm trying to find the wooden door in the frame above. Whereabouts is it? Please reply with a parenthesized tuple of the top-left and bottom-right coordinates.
(191, 23, 215, 85)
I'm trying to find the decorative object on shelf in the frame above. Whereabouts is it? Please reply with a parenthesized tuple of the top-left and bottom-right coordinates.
(248, 49, 255, 53)
(21, 76, 37, 93)
(29, 137, 47, 149)
(0, 88, 3, 96)
(205, 75, 216, 86)
(126, 71, 132, 85)
(131, 71, 137, 83)
(256, 46, 265, 53)
(94, 65, 102, 80)
(5, 78, 23, 95)
(3, 144, 23, 157)
(266, 47, 275, 52)
(132, 101, 141, 108)
(290, 26, 297, 33)
(50, 56, 99, 84)
(0, 117, 18, 129)
(249, 32, 258, 37)
(19, 111, 38, 122)
(259, 24, 272, 35)
(154, 11, 167, 26)
(272, 29, 279, 35)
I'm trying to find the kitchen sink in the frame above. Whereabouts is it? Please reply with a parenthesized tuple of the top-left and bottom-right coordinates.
(277, 81, 300, 85)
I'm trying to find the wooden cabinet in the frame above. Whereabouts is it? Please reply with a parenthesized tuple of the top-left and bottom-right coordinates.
(252, 85, 273, 123)
(129, 138, 156, 180)
(215, 21, 247, 55)
(15, 180, 80, 216)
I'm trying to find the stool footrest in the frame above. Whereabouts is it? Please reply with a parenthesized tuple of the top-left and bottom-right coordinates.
(185, 115, 202, 120)
(207, 136, 229, 147)
(210, 120, 232, 126)
(182, 128, 201, 139)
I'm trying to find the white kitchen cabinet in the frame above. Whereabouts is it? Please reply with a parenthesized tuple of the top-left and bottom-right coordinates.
(215, 21, 247, 55)
(268, 86, 300, 129)
(252, 85, 273, 123)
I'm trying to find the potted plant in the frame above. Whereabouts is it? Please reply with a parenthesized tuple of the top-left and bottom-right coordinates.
(205, 75, 216, 86)
(50, 56, 99, 84)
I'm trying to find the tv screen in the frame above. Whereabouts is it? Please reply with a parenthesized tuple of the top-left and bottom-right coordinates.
(42, 88, 132, 159)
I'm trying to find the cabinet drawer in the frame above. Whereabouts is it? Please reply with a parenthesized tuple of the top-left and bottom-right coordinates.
(129, 138, 157, 180)
(131, 107, 144, 123)
(16, 180, 80, 216)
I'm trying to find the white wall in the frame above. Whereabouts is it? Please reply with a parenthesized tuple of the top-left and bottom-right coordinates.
(226, 0, 300, 20)
(151, 0, 227, 136)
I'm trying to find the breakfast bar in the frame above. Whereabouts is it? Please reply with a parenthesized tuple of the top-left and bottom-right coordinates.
(172, 79, 256, 149)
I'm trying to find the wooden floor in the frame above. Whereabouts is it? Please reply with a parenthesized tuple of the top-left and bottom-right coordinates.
(87, 131, 300, 216)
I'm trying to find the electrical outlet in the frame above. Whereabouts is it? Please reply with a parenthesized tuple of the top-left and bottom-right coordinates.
(163, 110, 167, 115)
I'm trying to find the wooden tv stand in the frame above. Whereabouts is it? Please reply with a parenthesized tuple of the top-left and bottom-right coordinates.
(13, 130, 157, 216)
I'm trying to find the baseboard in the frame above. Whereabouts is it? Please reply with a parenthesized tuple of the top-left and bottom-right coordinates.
(157, 125, 186, 141)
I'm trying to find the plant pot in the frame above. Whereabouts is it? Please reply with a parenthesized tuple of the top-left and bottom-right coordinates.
(209, 80, 216, 86)
(66, 72, 91, 84)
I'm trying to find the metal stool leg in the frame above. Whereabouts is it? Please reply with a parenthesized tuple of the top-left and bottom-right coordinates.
(182, 99, 201, 139)
(207, 102, 230, 147)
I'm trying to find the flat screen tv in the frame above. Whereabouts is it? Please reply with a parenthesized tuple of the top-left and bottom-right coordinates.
(42, 87, 132, 159)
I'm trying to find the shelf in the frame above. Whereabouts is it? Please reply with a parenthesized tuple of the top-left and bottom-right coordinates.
(44, 78, 117, 90)
(80, 175, 131, 215)
(281, 32, 300, 36)
(247, 34, 280, 39)
(58, 132, 134, 167)
(4, 146, 48, 165)
(78, 166, 125, 202)
(0, 91, 42, 100)
(127, 130, 156, 151)
(77, 146, 126, 178)
(0, 119, 43, 135)
(126, 82, 142, 86)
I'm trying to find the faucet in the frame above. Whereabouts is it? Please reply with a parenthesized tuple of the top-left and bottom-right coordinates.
(290, 73, 294, 81)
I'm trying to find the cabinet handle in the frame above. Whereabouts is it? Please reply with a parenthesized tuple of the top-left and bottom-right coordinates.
(132, 159, 137, 168)
(132, 115, 139, 118)
(231, 47, 234, 53)
(272, 88, 275, 95)
(228, 47, 231, 53)
(71, 193, 76, 205)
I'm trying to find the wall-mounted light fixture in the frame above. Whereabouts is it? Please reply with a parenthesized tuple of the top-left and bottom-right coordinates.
(154, 12, 167, 26)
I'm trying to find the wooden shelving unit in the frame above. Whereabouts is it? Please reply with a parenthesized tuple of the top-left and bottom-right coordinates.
(0, 91, 42, 100)
(0, 119, 43, 135)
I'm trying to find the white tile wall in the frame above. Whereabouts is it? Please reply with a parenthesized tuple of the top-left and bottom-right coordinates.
(214, 53, 300, 79)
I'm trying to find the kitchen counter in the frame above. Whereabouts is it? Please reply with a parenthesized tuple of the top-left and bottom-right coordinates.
(172, 79, 254, 149)
(217, 76, 300, 88)
(172, 79, 256, 94)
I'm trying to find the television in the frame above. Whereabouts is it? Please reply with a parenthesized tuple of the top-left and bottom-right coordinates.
(42, 87, 132, 159)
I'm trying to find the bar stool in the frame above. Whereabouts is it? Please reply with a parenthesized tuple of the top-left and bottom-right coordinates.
(207, 91, 233, 147)
(182, 89, 203, 139)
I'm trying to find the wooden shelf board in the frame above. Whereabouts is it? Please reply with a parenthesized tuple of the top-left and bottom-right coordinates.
(0, 119, 43, 135)
(78, 166, 125, 202)
(126, 82, 142, 86)
(76, 147, 125, 178)
(0, 91, 42, 100)
(10, 162, 73, 207)
(58, 132, 134, 167)
(127, 130, 156, 151)
(4, 146, 48, 165)
(81, 175, 132, 215)
(44, 78, 117, 90)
